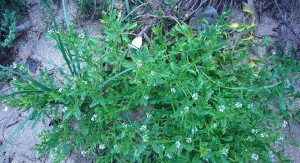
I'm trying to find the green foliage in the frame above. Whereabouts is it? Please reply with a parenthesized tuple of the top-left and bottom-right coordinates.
(0, 0, 26, 50)
(73, 0, 110, 19)
(1, 11, 300, 162)
(0, 11, 17, 48)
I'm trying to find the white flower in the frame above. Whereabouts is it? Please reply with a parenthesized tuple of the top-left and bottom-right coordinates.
(122, 123, 128, 128)
(140, 125, 147, 131)
(175, 141, 181, 149)
(166, 153, 172, 159)
(114, 144, 118, 150)
(222, 148, 229, 156)
(247, 103, 254, 109)
(4, 106, 8, 112)
(278, 136, 285, 141)
(81, 150, 87, 156)
(71, 85, 76, 90)
(129, 36, 142, 50)
(213, 123, 218, 128)
(180, 111, 184, 114)
(269, 150, 273, 155)
(62, 107, 67, 113)
(146, 113, 152, 118)
(184, 106, 189, 112)
(99, 144, 105, 150)
(161, 145, 165, 150)
(150, 71, 156, 76)
(136, 60, 143, 68)
(282, 120, 288, 128)
(251, 129, 258, 134)
(58, 88, 63, 93)
(91, 114, 97, 121)
(251, 153, 259, 161)
(12, 63, 17, 69)
(113, 145, 120, 153)
(48, 29, 54, 35)
(186, 137, 192, 143)
(142, 135, 149, 142)
(235, 102, 243, 108)
(170, 88, 176, 93)
(134, 150, 139, 157)
(192, 127, 198, 134)
(218, 105, 225, 112)
(260, 132, 268, 138)
(192, 93, 199, 100)
(144, 95, 149, 100)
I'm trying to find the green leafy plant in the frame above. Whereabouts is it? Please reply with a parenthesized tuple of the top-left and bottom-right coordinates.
(1, 10, 299, 162)
(0, 0, 26, 49)
(0, 11, 17, 48)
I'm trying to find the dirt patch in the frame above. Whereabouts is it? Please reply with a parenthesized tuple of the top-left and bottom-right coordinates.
(0, 107, 49, 162)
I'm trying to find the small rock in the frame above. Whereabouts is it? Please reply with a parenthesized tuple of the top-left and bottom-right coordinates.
(19, 51, 30, 60)
(16, 19, 32, 36)
(188, 6, 219, 30)
(26, 57, 41, 73)
(114, 1, 124, 10)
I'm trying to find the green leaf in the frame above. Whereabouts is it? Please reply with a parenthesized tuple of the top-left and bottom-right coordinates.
(74, 110, 81, 120)
(192, 154, 202, 163)
(221, 155, 230, 163)
(151, 144, 162, 156)
(82, 127, 89, 136)
(90, 97, 100, 108)
(279, 93, 286, 111)
(63, 111, 73, 120)
(136, 144, 147, 156)
(221, 135, 233, 141)
(192, 110, 212, 116)
(183, 143, 194, 151)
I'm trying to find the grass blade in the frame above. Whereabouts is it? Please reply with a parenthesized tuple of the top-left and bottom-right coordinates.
(0, 65, 52, 91)
(61, 0, 69, 28)
(125, 0, 131, 14)
(97, 67, 133, 90)
(0, 90, 45, 99)
(42, 0, 74, 76)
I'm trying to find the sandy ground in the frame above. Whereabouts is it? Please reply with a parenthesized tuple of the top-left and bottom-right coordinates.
(0, 103, 49, 162)
(0, 0, 299, 162)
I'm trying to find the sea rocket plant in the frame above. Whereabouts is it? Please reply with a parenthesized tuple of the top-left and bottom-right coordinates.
(1, 11, 298, 162)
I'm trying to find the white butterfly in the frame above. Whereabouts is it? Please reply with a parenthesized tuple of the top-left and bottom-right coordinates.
(129, 36, 142, 50)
